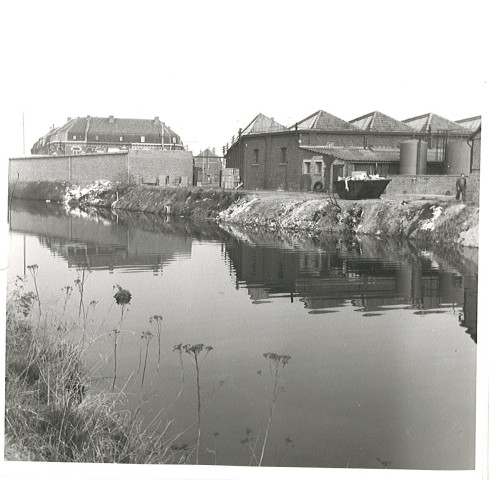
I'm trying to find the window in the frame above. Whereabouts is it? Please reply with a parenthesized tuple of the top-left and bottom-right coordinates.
(315, 161, 322, 175)
(120, 136, 123, 142)
(281, 147, 287, 164)
(72, 135, 77, 140)
(254, 149, 259, 164)
(95, 135, 99, 141)
(303, 161, 311, 174)
(141, 136, 146, 143)
(172, 136, 176, 144)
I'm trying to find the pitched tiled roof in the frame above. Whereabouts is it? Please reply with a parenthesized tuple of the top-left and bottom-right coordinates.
(293, 110, 359, 131)
(402, 113, 471, 133)
(301, 146, 442, 163)
(350, 111, 415, 132)
(241, 113, 287, 135)
(88, 117, 163, 135)
(68, 117, 89, 134)
(455, 115, 481, 131)
(195, 148, 221, 158)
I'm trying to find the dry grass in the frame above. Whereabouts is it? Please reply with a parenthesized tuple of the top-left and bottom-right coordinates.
(4, 285, 182, 464)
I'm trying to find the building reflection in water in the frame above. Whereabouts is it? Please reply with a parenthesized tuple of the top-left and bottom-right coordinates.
(10, 201, 477, 343)
(9, 201, 192, 274)
(222, 230, 477, 343)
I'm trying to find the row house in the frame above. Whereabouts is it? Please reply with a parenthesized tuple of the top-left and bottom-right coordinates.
(31, 115, 185, 156)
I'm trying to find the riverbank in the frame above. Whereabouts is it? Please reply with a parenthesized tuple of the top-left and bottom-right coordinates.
(9, 180, 479, 248)
(4, 279, 186, 463)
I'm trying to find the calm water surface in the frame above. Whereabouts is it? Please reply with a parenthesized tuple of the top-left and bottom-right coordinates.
(7, 200, 477, 469)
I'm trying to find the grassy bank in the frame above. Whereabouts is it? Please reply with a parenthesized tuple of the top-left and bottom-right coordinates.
(9, 181, 72, 202)
(4, 279, 185, 463)
(111, 185, 245, 221)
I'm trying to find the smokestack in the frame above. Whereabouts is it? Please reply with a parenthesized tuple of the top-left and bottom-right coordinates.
(109, 115, 114, 123)
(154, 116, 160, 124)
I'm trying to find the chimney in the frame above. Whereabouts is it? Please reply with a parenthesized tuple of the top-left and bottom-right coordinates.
(212, 147, 216, 154)
(109, 115, 114, 123)
(154, 116, 160, 124)
(67, 117, 72, 122)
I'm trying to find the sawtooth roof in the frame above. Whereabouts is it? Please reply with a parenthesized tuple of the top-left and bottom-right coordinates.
(350, 111, 415, 132)
(241, 113, 287, 135)
(402, 113, 471, 133)
(294, 110, 360, 131)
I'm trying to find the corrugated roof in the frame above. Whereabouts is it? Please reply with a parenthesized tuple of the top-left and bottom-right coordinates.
(350, 111, 415, 132)
(241, 113, 288, 135)
(301, 146, 398, 162)
(294, 110, 359, 131)
(402, 113, 471, 133)
(301, 146, 442, 163)
(455, 115, 481, 131)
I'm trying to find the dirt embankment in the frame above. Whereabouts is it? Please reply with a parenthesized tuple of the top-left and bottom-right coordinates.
(10, 181, 479, 249)
(218, 194, 479, 249)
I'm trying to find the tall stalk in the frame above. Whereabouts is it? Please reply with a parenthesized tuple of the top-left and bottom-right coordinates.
(111, 286, 131, 391)
(27, 264, 41, 318)
(61, 285, 73, 314)
(111, 328, 120, 391)
(149, 315, 163, 368)
(173, 343, 185, 401)
(183, 343, 213, 465)
(258, 352, 291, 467)
(74, 264, 91, 318)
(140, 330, 153, 388)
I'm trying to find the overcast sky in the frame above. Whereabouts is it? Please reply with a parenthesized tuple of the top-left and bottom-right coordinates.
(1, 0, 487, 162)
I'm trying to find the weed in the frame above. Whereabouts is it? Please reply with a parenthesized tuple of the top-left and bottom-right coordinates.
(258, 352, 291, 466)
(74, 264, 92, 318)
(182, 343, 213, 464)
(140, 330, 154, 388)
(61, 286, 73, 314)
(27, 264, 41, 318)
(149, 315, 163, 368)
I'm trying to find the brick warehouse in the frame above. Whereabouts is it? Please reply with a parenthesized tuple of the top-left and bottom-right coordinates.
(224, 110, 480, 194)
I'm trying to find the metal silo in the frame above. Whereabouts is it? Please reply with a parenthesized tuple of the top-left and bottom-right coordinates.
(445, 141, 471, 175)
(400, 140, 427, 175)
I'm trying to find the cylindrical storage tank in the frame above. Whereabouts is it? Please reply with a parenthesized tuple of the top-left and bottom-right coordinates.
(400, 140, 418, 175)
(445, 141, 471, 175)
(416, 140, 428, 175)
(400, 140, 428, 175)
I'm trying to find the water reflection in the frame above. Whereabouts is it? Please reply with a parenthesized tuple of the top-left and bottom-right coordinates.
(9, 200, 478, 343)
(7, 200, 478, 469)
(221, 227, 477, 343)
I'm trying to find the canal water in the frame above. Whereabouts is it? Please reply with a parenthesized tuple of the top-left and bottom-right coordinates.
(7, 200, 477, 470)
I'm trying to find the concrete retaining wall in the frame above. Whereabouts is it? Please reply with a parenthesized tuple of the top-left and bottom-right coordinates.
(9, 150, 194, 185)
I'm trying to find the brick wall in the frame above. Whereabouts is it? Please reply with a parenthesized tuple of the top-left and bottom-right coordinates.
(385, 173, 480, 203)
(9, 150, 194, 185)
(128, 150, 193, 184)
